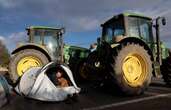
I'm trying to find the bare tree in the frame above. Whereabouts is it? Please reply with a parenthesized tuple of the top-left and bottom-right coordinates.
(0, 40, 10, 67)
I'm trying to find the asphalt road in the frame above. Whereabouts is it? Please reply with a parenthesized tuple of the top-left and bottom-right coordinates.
(1, 78, 171, 110)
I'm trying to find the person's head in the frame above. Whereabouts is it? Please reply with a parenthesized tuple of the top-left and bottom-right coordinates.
(56, 69, 63, 78)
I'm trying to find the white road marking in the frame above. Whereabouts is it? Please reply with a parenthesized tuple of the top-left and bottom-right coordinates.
(83, 93, 171, 110)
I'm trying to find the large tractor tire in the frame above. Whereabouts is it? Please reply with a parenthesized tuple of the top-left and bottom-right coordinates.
(9, 49, 49, 84)
(109, 43, 152, 95)
(161, 55, 171, 86)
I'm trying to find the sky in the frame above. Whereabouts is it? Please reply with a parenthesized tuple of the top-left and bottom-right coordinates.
(0, 0, 171, 52)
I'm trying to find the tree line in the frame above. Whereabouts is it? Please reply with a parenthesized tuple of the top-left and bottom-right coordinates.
(0, 40, 10, 67)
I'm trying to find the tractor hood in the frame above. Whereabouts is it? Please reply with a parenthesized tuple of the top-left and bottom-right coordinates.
(12, 43, 48, 55)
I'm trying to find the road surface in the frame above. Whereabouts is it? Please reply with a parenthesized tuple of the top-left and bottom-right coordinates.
(1, 78, 171, 110)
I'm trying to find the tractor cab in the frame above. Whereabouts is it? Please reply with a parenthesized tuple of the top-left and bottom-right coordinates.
(100, 13, 168, 65)
(101, 13, 153, 44)
(27, 26, 65, 62)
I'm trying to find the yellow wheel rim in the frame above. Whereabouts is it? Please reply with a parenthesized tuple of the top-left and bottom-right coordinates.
(122, 53, 147, 87)
(17, 56, 43, 76)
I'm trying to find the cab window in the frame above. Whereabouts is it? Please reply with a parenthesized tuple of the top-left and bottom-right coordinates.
(103, 18, 124, 43)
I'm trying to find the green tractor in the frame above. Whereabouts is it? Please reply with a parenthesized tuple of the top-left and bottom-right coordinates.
(84, 12, 170, 95)
(9, 26, 90, 84)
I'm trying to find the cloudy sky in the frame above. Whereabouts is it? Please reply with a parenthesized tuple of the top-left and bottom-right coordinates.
(0, 0, 171, 52)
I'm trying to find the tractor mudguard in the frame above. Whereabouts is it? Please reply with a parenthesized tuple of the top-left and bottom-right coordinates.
(11, 43, 51, 61)
(118, 37, 154, 61)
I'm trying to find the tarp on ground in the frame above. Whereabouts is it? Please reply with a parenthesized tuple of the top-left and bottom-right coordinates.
(15, 62, 81, 101)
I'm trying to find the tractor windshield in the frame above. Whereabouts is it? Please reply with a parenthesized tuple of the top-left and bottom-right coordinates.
(32, 29, 63, 61)
(33, 29, 60, 48)
(127, 17, 153, 42)
(44, 30, 60, 50)
(102, 18, 125, 43)
(43, 30, 63, 60)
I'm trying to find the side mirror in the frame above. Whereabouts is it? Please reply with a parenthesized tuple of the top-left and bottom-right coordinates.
(61, 28, 65, 34)
(162, 17, 166, 25)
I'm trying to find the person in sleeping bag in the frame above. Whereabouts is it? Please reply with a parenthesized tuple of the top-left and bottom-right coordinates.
(55, 69, 69, 87)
